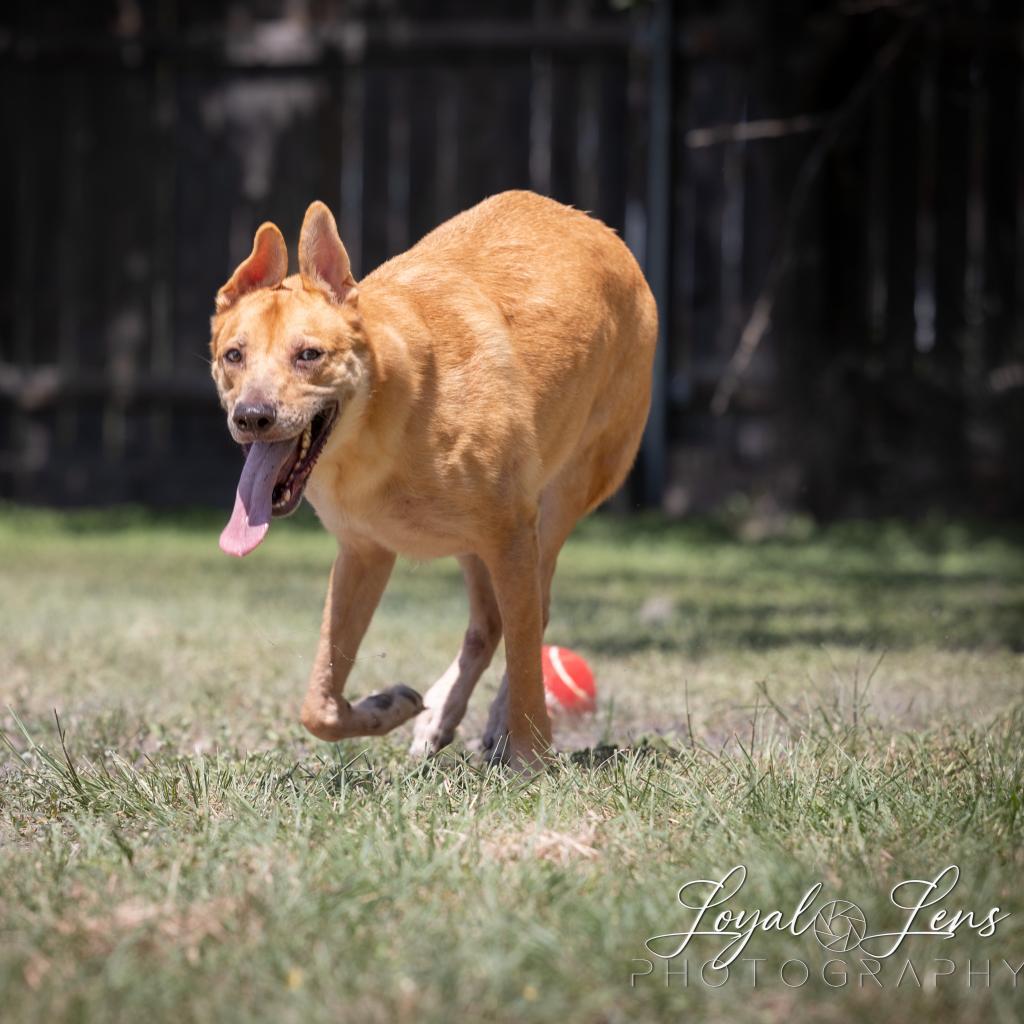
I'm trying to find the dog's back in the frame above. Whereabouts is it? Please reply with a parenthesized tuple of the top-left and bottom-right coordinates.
(358, 190, 657, 510)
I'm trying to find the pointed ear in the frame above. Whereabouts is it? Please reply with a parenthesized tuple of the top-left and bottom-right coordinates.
(298, 201, 357, 304)
(216, 223, 288, 312)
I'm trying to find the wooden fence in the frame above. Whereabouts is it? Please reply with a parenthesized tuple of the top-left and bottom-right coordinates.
(1, 0, 1022, 517)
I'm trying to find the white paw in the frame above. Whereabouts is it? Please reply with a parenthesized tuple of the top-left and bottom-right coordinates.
(409, 703, 460, 757)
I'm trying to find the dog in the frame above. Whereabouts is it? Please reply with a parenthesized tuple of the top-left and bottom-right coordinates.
(210, 191, 657, 769)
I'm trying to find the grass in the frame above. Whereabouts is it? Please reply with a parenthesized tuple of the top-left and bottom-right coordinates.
(0, 506, 1022, 1023)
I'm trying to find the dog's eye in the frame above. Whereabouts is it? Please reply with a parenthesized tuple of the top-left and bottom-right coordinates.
(297, 348, 323, 363)
(223, 348, 243, 364)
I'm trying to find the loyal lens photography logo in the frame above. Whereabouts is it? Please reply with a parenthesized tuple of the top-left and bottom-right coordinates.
(631, 865, 1021, 990)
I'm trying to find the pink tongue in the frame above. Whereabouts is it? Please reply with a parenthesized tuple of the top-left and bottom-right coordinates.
(219, 440, 297, 557)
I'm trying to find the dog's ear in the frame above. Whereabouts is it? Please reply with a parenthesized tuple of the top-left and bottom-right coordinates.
(216, 223, 288, 312)
(298, 201, 357, 305)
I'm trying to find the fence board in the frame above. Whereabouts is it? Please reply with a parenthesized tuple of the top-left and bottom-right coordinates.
(0, 1, 1022, 516)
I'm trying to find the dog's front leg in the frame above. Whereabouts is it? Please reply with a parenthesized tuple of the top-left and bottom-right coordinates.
(301, 538, 423, 741)
(484, 526, 553, 770)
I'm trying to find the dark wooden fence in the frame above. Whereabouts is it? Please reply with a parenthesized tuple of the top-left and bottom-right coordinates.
(1, 0, 1022, 517)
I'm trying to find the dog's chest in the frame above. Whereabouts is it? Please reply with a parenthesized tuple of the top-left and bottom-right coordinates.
(308, 476, 470, 559)
(367, 506, 470, 559)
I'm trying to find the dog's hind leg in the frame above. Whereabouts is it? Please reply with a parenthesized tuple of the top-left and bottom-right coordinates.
(409, 555, 503, 756)
(301, 537, 424, 741)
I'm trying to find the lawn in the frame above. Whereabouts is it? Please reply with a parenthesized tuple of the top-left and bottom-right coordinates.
(1, 507, 1022, 1023)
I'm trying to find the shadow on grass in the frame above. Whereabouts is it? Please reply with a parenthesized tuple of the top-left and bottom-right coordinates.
(548, 591, 1024, 654)
(4, 505, 1022, 656)
(4, 503, 1023, 550)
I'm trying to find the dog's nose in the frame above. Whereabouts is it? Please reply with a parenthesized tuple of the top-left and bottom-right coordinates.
(233, 402, 277, 434)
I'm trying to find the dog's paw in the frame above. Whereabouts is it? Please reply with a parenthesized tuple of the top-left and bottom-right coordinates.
(481, 731, 552, 775)
(408, 702, 461, 757)
(480, 686, 551, 772)
(303, 685, 424, 741)
(481, 730, 511, 766)
(480, 685, 510, 764)
(349, 684, 424, 735)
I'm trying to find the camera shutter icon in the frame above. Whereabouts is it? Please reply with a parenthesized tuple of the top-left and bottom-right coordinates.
(813, 900, 867, 952)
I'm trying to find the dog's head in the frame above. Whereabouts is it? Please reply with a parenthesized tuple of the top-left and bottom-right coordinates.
(210, 202, 371, 556)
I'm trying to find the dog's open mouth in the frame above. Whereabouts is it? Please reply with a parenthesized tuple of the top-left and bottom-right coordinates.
(219, 404, 338, 558)
(267, 405, 338, 518)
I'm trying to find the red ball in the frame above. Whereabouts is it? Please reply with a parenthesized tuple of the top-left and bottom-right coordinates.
(542, 644, 596, 714)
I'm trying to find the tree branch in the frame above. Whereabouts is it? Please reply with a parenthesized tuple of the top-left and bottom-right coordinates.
(711, 20, 918, 417)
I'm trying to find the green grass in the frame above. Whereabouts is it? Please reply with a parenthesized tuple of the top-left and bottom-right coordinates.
(1, 507, 1022, 1023)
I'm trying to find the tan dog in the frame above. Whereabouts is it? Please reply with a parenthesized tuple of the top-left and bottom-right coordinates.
(210, 191, 656, 768)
